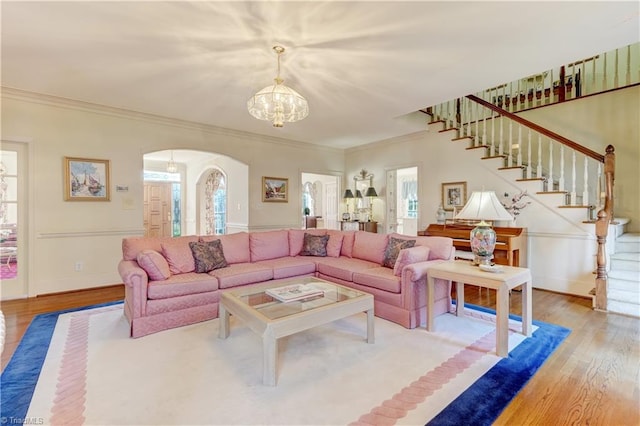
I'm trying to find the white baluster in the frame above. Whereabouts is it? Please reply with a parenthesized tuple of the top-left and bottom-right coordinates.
(570, 151, 577, 205)
(558, 145, 565, 192)
(596, 163, 603, 207)
(509, 81, 514, 112)
(536, 134, 543, 178)
(582, 156, 589, 206)
(508, 121, 513, 167)
(549, 68, 554, 104)
(602, 51, 607, 91)
(592, 55, 597, 93)
(548, 140, 554, 191)
(517, 125, 523, 167)
(614, 48, 619, 89)
(490, 111, 496, 155)
(526, 130, 532, 178)
(474, 102, 480, 146)
(626, 44, 632, 85)
(482, 107, 487, 147)
(466, 98, 472, 137)
(499, 117, 504, 157)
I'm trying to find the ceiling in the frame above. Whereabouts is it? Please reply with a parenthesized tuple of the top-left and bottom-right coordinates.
(2, 1, 638, 149)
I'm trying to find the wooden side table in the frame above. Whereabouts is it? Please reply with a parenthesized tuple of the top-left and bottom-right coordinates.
(426, 260, 532, 357)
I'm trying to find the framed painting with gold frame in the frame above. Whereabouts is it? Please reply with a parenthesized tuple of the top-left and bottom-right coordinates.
(64, 157, 111, 201)
(441, 181, 466, 211)
(262, 176, 288, 202)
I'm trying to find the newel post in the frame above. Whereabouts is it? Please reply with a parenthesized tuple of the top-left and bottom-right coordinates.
(594, 145, 615, 311)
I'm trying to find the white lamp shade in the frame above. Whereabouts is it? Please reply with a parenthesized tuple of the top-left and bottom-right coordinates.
(455, 191, 514, 221)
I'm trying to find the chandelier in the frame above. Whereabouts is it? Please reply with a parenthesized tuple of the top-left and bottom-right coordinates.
(166, 151, 177, 173)
(247, 45, 309, 128)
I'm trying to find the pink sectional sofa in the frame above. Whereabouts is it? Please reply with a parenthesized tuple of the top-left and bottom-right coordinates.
(118, 229, 455, 338)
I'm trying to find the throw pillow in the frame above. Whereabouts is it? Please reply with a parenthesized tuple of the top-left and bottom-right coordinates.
(382, 237, 416, 268)
(136, 249, 171, 281)
(299, 233, 330, 257)
(393, 246, 431, 276)
(189, 240, 228, 273)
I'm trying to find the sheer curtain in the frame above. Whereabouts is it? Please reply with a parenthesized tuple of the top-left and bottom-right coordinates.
(204, 170, 224, 235)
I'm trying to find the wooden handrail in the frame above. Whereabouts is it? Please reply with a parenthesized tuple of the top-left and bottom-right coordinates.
(466, 94, 605, 163)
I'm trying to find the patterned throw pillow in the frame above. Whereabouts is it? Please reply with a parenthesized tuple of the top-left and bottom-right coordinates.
(382, 237, 416, 268)
(189, 240, 228, 273)
(299, 233, 330, 257)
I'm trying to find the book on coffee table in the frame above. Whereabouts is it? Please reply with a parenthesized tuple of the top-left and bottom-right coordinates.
(265, 284, 324, 303)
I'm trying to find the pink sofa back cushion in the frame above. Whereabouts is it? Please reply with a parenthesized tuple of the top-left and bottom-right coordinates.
(201, 232, 250, 264)
(340, 231, 356, 258)
(136, 250, 172, 281)
(326, 230, 344, 258)
(352, 231, 389, 264)
(161, 236, 200, 274)
(123, 236, 171, 261)
(250, 230, 290, 262)
(390, 233, 454, 261)
(288, 229, 327, 256)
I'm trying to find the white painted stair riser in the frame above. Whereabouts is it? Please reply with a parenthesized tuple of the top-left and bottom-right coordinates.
(610, 252, 640, 272)
(607, 300, 640, 318)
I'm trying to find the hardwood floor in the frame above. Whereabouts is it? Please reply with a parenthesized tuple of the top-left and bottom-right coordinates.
(1, 284, 638, 425)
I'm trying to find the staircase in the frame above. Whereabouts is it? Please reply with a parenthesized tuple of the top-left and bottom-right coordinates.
(608, 231, 640, 317)
(421, 42, 640, 317)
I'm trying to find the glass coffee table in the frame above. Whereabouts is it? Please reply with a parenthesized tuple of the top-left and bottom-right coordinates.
(218, 276, 374, 386)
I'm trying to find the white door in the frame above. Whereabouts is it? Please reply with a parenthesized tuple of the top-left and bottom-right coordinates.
(325, 180, 338, 229)
(0, 141, 28, 299)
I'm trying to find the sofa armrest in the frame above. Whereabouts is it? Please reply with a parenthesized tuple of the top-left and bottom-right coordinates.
(403, 259, 450, 282)
(118, 260, 149, 319)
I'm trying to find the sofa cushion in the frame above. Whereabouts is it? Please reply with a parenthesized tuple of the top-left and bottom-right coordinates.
(352, 231, 389, 264)
(209, 263, 274, 289)
(315, 257, 379, 282)
(390, 233, 454, 261)
(340, 231, 356, 258)
(353, 267, 401, 293)
(250, 230, 290, 262)
(123, 236, 165, 261)
(325, 230, 344, 258)
(147, 272, 219, 300)
(136, 250, 171, 281)
(161, 236, 200, 274)
(300, 233, 329, 257)
(288, 229, 327, 256)
(255, 257, 317, 279)
(189, 240, 228, 273)
(393, 246, 431, 276)
(202, 232, 250, 264)
(382, 237, 416, 268)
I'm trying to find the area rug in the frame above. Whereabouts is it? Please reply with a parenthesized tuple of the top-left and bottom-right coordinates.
(1, 302, 569, 425)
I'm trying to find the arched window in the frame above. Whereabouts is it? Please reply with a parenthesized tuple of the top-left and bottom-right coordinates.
(204, 169, 226, 235)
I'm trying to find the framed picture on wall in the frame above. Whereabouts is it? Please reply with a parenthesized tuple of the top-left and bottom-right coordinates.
(441, 181, 466, 211)
(262, 176, 288, 202)
(64, 157, 111, 201)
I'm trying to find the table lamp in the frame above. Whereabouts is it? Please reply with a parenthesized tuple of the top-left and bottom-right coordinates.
(342, 189, 354, 220)
(454, 190, 514, 266)
(364, 186, 377, 221)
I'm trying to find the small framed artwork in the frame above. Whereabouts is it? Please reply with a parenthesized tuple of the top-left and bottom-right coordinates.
(441, 181, 467, 211)
(64, 157, 111, 201)
(262, 176, 288, 202)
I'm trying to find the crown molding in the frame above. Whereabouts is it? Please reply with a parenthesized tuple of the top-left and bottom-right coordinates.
(1, 86, 343, 153)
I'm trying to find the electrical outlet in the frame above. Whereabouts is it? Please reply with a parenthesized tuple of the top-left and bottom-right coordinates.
(75, 261, 83, 272)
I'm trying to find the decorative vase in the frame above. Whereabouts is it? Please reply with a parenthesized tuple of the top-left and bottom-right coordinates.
(436, 205, 446, 224)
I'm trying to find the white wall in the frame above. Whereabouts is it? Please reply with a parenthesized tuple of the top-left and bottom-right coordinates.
(1, 89, 344, 296)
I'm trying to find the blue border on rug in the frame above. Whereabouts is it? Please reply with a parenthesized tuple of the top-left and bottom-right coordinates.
(1, 301, 123, 423)
(427, 303, 571, 426)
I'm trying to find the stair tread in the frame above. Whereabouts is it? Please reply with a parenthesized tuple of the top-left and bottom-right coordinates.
(618, 233, 640, 242)
(609, 269, 640, 280)
(611, 252, 640, 261)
